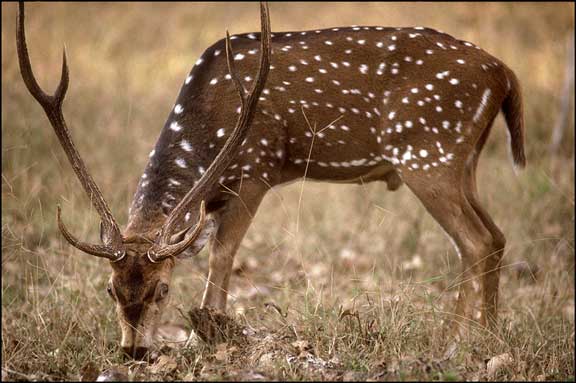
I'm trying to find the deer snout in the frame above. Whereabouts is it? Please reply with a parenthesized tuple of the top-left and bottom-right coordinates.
(120, 324, 155, 360)
(119, 309, 157, 360)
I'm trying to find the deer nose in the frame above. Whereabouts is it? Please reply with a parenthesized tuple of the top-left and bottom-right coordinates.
(122, 346, 149, 360)
(123, 303, 144, 328)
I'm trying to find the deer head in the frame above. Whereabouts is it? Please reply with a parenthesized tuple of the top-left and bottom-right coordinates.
(16, 2, 271, 359)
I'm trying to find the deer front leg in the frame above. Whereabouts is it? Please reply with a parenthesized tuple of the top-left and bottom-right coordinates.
(201, 181, 267, 311)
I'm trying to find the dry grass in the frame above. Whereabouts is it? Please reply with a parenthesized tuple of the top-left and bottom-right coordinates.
(2, 2, 574, 381)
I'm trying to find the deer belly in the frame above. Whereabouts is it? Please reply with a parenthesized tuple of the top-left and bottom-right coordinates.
(281, 111, 395, 182)
(282, 143, 398, 184)
(296, 156, 394, 179)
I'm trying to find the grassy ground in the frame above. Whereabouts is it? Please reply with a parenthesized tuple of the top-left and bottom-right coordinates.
(2, 2, 574, 381)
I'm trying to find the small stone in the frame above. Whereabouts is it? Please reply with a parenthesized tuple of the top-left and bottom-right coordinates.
(96, 366, 129, 382)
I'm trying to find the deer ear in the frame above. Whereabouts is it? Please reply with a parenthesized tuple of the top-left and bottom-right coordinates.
(171, 217, 218, 259)
(100, 221, 105, 243)
(100, 221, 108, 244)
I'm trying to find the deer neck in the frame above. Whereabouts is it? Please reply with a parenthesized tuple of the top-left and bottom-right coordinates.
(125, 119, 216, 239)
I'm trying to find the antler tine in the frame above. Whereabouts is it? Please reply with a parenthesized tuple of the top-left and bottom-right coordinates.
(149, 1, 271, 261)
(147, 201, 207, 263)
(17, 3, 124, 259)
(57, 206, 125, 261)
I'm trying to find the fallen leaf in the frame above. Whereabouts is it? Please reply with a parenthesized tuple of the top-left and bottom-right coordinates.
(339, 248, 356, 260)
(264, 301, 286, 317)
(291, 339, 312, 355)
(148, 355, 178, 375)
(443, 342, 458, 360)
(199, 363, 222, 380)
(257, 352, 277, 369)
(127, 363, 148, 381)
(543, 223, 562, 236)
(323, 370, 343, 381)
(309, 263, 328, 278)
(214, 342, 237, 362)
(185, 329, 202, 349)
(155, 324, 189, 348)
(387, 359, 400, 374)
(563, 303, 574, 322)
(232, 257, 259, 275)
(338, 308, 357, 321)
(235, 285, 271, 300)
(80, 361, 99, 382)
(182, 372, 196, 381)
(486, 352, 513, 378)
(402, 254, 423, 270)
(513, 261, 539, 282)
(343, 371, 367, 381)
(234, 370, 267, 380)
(270, 271, 284, 283)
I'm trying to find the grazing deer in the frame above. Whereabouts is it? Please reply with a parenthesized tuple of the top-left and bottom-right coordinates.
(18, 2, 524, 358)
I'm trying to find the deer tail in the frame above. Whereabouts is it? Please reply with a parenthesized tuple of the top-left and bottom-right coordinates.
(501, 68, 526, 171)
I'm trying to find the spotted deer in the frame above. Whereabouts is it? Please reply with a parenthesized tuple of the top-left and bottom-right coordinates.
(18, 2, 524, 358)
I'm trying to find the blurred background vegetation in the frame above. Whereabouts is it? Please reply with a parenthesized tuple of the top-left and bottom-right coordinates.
(2, 2, 574, 381)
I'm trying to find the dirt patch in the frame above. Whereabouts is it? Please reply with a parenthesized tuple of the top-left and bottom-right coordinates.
(185, 308, 342, 379)
(187, 307, 247, 345)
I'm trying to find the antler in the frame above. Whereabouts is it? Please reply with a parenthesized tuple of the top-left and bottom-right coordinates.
(147, 1, 272, 262)
(16, 3, 125, 261)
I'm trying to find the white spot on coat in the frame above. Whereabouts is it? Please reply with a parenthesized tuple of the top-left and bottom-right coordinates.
(169, 121, 182, 132)
(473, 88, 492, 123)
(180, 140, 193, 152)
(175, 158, 187, 168)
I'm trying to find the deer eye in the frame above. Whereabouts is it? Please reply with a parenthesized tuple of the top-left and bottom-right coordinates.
(157, 283, 169, 301)
(106, 282, 120, 301)
(106, 284, 114, 299)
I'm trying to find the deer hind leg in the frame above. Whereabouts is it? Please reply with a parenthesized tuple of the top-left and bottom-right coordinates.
(201, 181, 268, 311)
(464, 167, 505, 328)
(401, 170, 494, 333)
(463, 120, 506, 327)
